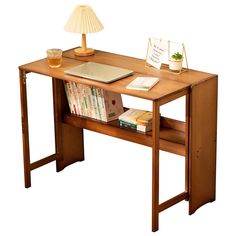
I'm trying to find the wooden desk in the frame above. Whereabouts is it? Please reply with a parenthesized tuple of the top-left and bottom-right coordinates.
(19, 48, 217, 232)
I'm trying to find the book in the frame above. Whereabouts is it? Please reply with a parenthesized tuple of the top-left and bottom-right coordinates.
(79, 84, 89, 117)
(69, 82, 78, 115)
(91, 86, 99, 119)
(64, 81, 77, 115)
(72, 82, 81, 116)
(137, 123, 152, 132)
(137, 111, 152, 125)
(119, 109, 153, 132)
(99, 89, 106, 121)
(96, 88, 104, 121)
(64, 82, 124, 122)
(64, 81, 74, 114)
(75, 83, 85, 116)
(126, 77, 159, 91)
(102, 90, 124, 122)
(119, 120, 137, 130)
(84, 85, 93, 118)
(119, 109, 147, 125)
(137, 111, 152, 132)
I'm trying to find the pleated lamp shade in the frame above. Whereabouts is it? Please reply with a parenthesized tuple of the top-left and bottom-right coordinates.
(65, 5, 103, 56)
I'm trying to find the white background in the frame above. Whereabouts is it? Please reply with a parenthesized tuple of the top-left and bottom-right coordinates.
(0, 0, 235, 235)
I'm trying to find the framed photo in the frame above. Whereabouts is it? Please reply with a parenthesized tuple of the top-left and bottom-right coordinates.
(146, 38, 167, 69)
(146, 38, 188, 74)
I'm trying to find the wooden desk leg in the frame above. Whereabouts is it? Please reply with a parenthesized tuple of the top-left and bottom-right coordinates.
(152, 100, 160, 232)
(19, 69, 31, 188)
(185, 94, 190, 200)
(52, 78, 84, 172)
(189, 77, 218, 214)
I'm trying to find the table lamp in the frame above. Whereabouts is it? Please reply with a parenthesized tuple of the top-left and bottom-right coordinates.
(64, 5, 103, 56)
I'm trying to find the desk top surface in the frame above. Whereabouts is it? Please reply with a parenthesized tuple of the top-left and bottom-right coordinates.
(20, 48, 217, 101)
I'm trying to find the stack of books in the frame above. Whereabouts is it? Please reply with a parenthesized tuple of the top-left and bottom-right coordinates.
(118, 109, 152, 132)
(64, 81, 124, 122)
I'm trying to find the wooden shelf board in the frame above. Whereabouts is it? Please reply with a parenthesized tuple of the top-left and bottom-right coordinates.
(63, 114, 186, 156)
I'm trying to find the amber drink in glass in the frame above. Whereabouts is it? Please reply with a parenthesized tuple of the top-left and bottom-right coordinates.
(47, 49, 62, 68)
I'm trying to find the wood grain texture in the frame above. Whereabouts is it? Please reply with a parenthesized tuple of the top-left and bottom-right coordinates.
(19, 48, 218, 231)
(161, 116, 185, 132)
(30, 154, 56, 171)
(19, 48, 217, 102)
(185, 94, 190, 200)
(152, 101, 160, 232)
(19, 57, 189, 101)
(189, 77, 218, 214)
(52, 79, 84, 172)
(57, 123, 84, 171)
(158, 192, 188, 213)
(19, 69, 31, 188)
(159, 139, 185, 156)
(63, 48, 217, 85)
(63, 114, 186, 156)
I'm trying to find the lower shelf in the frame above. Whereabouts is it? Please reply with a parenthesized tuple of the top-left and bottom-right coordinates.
(63, 114, 186, 156)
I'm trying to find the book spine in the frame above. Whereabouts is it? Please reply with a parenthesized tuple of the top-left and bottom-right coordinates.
(85, 85, 93, 118)
(72, 82, 81, 115)
(97, 88, 106, 121)
(70, 81, 79, 115)
(137, 124, 152, 132)
(63, 81, 74, 114)
(119, 117, 137, 125)
(67, 81, 77, 115)
(80, 84, 88, 117)
(119, 120, 137, 130)
(94, 88, 102, 120)
(75, 83, 84, 116)
(91, 87, 98, 119)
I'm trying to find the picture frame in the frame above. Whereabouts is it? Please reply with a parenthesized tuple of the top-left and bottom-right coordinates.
(145, 38, 188, 74)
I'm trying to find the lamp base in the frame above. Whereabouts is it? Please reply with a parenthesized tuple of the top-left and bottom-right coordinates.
(74, 48, 95, 56)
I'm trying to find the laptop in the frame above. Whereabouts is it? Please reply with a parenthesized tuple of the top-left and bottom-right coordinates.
(64, 62, 134, 83)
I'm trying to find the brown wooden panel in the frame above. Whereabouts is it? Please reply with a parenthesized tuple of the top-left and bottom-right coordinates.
(52, 78, 84, 172)
(185, 94, 190, 199)
(19, 69, 31, 188)
(189, 77, 217, 214)
(161, 117, 185, 132)
(158, 192, 188, 213)
(63, 114, 152, 147)
(152, 101, 160, 232)
(30, 154, 56, 170)
(159, 139, 185, 156)
(63, 114, 186, 156)
(57, 123, 84, 171)
(63, 49, 216, 86)
(18, 47, 218, 230)
(158, 88, 188, 106)
(19, 57, 189, 101)
(160, 128, 185, 144)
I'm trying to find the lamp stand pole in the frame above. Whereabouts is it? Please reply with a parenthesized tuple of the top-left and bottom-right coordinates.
(82, 34, 87, 51)
(74, 33, 95, 57)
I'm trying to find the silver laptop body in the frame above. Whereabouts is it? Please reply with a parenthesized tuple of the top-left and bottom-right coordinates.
(64, 62, 133, 83)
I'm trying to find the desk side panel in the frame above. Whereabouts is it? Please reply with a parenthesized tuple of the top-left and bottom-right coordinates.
(189, 77, 217, 214)
(53, 78, 84, 171)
